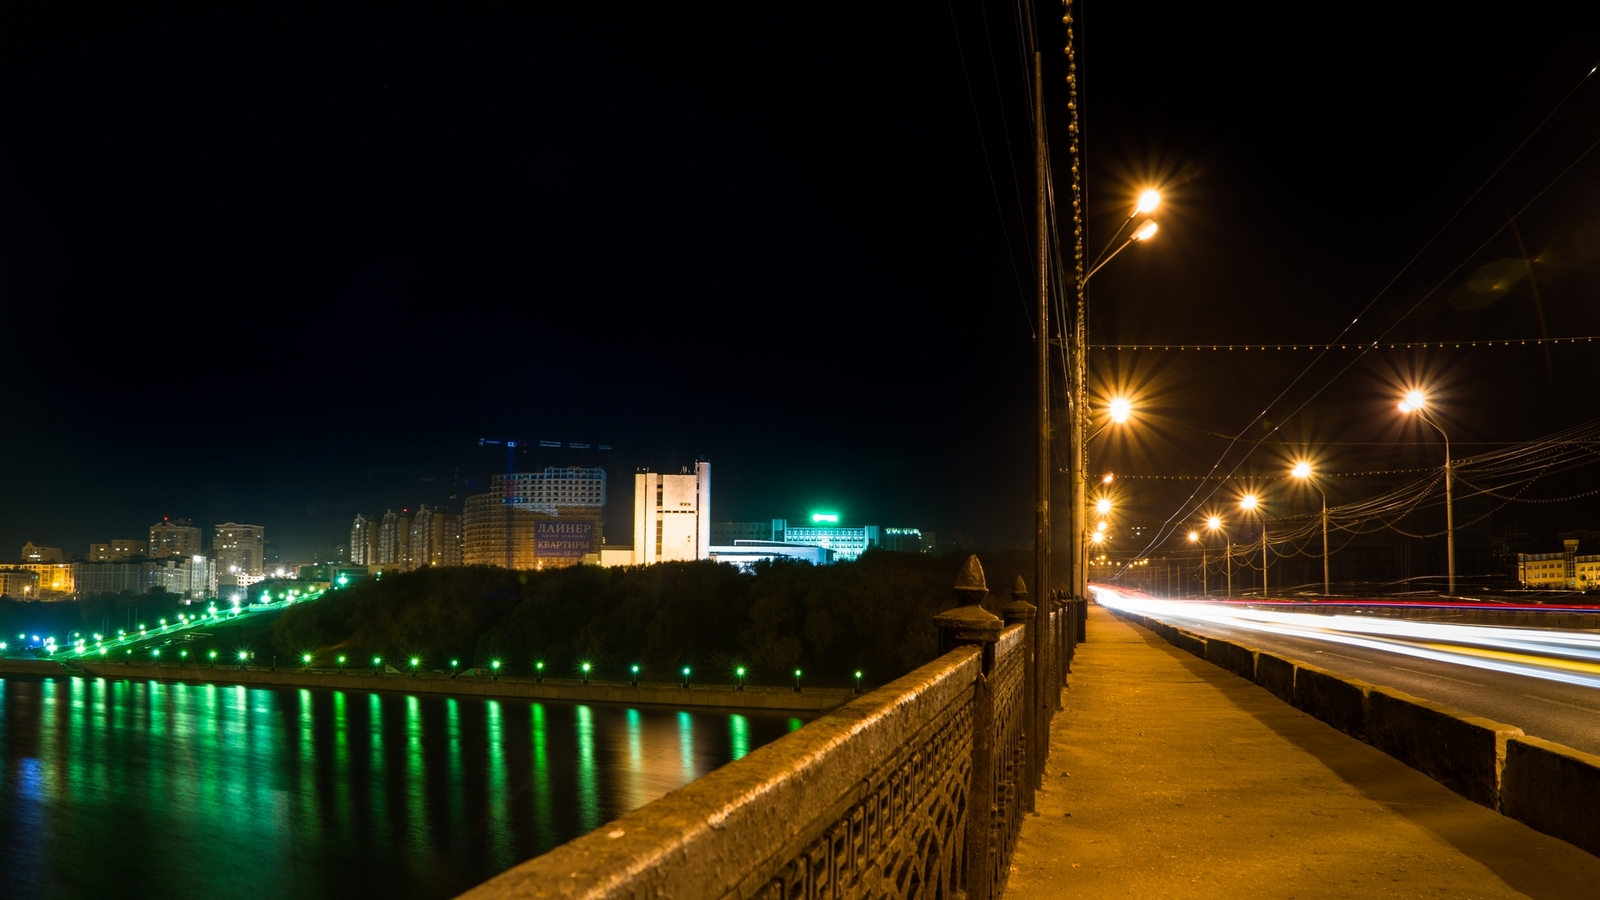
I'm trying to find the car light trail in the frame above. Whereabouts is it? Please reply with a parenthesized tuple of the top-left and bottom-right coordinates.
(1091, 586, 1600, 690)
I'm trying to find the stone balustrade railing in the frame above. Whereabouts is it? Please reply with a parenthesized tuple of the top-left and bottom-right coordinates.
(459, 556, 1081, 900)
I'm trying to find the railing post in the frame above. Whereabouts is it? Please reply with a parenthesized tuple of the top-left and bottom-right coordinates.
(1002, 575, 1037, 815)
(935, 555, 1002, 900)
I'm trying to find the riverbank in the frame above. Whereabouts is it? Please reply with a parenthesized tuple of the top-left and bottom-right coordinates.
(0, 658, 853, 712)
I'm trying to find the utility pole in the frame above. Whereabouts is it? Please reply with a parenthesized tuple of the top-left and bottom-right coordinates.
(1032, 50, 1052, 761)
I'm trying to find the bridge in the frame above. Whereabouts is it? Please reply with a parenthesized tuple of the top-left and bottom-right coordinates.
(454, 563, 1600, 899)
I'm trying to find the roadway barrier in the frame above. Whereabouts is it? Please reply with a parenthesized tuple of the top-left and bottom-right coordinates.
(1366, 686, 1521, 809)
(1203, 637, 1256, 680)
(1291, 663, 1371, 740)
(1254, 651, 1296, 704)
(458, 557, 1080, 900)
(1501, 736, 1600, 857)
(1114, 608, 1600, 860)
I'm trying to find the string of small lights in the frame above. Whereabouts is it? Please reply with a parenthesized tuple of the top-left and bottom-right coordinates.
(1089, 336, 1599, 352)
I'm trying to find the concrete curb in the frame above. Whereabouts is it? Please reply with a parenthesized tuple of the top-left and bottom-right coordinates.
(1110, 607, 1600, 859)
(1501, 736, 1600, 858)
(1367, 686, 1521, 809)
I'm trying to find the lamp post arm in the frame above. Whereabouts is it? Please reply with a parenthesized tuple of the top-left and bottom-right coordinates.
(1087, 211, 1138, 274)
(1084, 234, 1137, 284)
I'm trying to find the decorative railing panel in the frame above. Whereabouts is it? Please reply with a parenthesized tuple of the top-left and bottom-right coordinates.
(457, 559, 1083, 900)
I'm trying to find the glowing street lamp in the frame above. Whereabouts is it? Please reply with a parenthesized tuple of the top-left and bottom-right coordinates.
(1096, 497, 1112, 516)
(373, 656, 383, 675)
(1399, 390, 1456, 594)
(1240, 494, 1269, 597)
(450, 659, 459, 679)
(238, 650, 248, 669)
(534, 661, 544, 683)
(208, 649, 217, 668)
(303, 653, 314, 671)
(490, 659, 501, 681)
(581, 662, 592, 685)
(854, 670, 864, 694)
(735, 666, 746, 691)
(338, 655, 347, 674)
(1108, 397, 1133, 424)
(409, 657, 420, 677)
(630, 664, 639, 687)
(1292, 461, 1331, 596)
(1205, 516, 1231, 598)
(1136, 189, 1161, 214)
(793, 668, 803, 693)
(681, 666, 691, 689)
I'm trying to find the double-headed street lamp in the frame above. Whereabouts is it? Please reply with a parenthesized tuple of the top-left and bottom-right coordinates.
(1292, 461, 1330, 596)
(1399, 390, 1455, 594)
(1065, 190, 1161, 604)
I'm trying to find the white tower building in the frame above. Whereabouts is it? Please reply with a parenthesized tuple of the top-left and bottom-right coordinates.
(633, 460, 711, 564)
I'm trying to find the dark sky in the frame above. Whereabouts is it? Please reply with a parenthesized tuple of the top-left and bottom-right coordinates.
(3, 3, 1599, 561)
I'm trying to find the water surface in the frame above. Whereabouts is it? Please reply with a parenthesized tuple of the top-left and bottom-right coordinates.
(0, 675, 804, 899)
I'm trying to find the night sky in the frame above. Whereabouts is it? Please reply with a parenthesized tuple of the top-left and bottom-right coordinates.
(4, 3, 1599, 562)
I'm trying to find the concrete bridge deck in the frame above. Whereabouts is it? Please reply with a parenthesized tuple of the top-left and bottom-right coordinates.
(1006, 606, 1600, 898)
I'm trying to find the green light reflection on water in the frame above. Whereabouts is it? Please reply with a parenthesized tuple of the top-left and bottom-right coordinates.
(370, 693, 389, 839)
(678, 711, 696, 783)
(447, 697, 465, 839)
(624, 708, 644, 809)
(575, 705, 599, 834)
(300, 689, 321, 835)
(486, 700, 510, 870)
(406, 695, 430, 858)
(333, 690, 351, 839)
(531, 703, 554, 854)
(729, 714, 750, 761)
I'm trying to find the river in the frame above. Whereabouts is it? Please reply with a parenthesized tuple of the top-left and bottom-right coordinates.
(0, 674, 806, 899)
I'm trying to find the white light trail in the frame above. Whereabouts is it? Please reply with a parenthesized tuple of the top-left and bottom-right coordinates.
(1091, 586, 1600, 690)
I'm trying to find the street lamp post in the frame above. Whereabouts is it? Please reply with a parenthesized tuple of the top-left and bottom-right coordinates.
(1188, 530, 1204, 597)
(1206, 516, 1231, 598)
(1292, 461, 1330, 596)
(1399, 391, 1455, 594)
(1241, 494, 1266, 597)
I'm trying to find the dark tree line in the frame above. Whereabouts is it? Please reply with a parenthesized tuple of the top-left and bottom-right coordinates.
(270, 549, 1035, 686)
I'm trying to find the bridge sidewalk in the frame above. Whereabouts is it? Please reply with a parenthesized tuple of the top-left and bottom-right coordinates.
(1005, 605, 1600, 899)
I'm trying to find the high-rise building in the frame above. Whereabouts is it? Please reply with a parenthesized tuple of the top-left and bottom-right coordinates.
(149, 519, 203, 558)
(350, 514, 380, 565)
(461, 468, 606, 570)
(409, 505, 462, 569)
(89, 538, 145, 562)
(379, 510, 413, 569)
(633, 461, 711, 564)
(880, 527, 936, 554)
(214, 523, 265, 577)
(462, 494, 540, 568)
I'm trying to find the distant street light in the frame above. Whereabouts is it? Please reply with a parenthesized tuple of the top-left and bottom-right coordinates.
(1206, 516, 1231, 598)
(1292, 461, 1331, 596)
(1187, 531, 1204, 597)
(1399, 390, 1456, 594)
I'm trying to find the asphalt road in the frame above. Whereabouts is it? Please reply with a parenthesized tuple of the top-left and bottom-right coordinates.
(1145, 610, 1600, 756)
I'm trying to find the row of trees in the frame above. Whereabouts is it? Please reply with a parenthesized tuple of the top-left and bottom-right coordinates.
(270, 549, 1035, 686)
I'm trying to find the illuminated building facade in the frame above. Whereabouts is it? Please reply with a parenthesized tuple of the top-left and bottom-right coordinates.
(772, 518, 879, 562)
(409, 505, 463, 568)
(1517, 539, 1600, 590)
(709, 541, 834, 570)
(378, 510, 413, 569)
(214, 523, 265, 577)
(18, 563, 73, 596)
(89, 539, 144, 562)
(349, 514, 379, 564)
(633, 461, 711, 564)
(462, 469, 605, 569)
(149, 520, 202, 558)
(72, 557, 215, 598)
(21, 542, 63, 563)
(0, 569, 40, 599)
